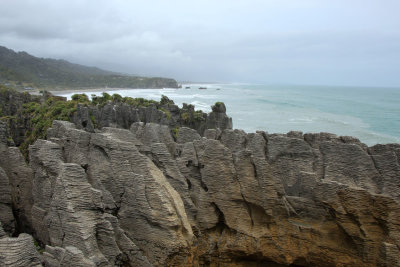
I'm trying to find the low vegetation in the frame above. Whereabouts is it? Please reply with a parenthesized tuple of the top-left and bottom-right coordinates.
(0, 86, 212, 160)
(20, 97, 79, 158)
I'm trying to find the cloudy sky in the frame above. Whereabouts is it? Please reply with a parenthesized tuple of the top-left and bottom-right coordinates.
(1, 0, 399, 86)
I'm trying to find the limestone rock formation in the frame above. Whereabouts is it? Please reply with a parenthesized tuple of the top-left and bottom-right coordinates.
(0, 167, 14, 234)
(43, 245, 96, 267)
(0, 222, 6, 238)
(0, 121, 33, 233)
(0, 233, 42, 266)
(176, 127, 201, 144)
(21, 121, 400, 266)
(28, 121, 193, 266)
(72, 100, 233, 136)
(205, 102, 232, 131)
(0, 99, 399, 266)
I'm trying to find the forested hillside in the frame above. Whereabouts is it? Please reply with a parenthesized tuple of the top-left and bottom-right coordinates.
(0, 46, 178, 90)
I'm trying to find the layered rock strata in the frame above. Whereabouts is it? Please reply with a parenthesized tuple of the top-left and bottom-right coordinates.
(72, 101, 232, 136)
(24, 122, 400, 265)
(0, 233, 42, 266)
(0, 108, 399, 266)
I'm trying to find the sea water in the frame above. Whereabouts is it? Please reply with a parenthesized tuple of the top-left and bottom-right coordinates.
(57, 83, 400, 146)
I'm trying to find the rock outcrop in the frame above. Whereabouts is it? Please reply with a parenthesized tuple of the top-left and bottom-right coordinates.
(72, 100, 232, 136)
(0, 233, 42, 266)
(0, 94, 399, 266)
(0, 120, 392, 266)
(0, 121, 33, 233)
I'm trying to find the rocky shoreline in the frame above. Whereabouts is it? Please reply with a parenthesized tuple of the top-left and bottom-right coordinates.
(0, 89, 399, 266)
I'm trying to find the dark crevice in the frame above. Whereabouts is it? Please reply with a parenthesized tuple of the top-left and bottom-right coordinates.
(250, 157, 263, 190)
(112, 187, 126, 218)
(200, 179, 208, 192)
(186, 177, 192, 190)
(81, 163, 89, 173)
(346, 213, 365, 237)
(241, 195, 254, 227)
(368, 155, 385, 193)
(375, 217, 390, 236)
(211, 202, 227, 234)
(321, 151, 326, 180)
(260, 132, 269, 159)
(93, 144, 110, 160)
(337, 223, 363, 252)
(185, 160, 193, 167)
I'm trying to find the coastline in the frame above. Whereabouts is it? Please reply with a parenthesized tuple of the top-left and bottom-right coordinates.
(42, 83, 400, 146)
(49, 87, 167, 96)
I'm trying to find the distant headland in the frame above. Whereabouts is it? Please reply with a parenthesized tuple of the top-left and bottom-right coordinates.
(0, 45, 178, 91)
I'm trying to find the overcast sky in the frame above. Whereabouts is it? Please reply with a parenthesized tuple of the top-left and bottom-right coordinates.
(1, 0, 399, 86)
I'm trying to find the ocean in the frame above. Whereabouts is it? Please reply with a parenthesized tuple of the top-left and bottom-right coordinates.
(57, 83, 400, 146)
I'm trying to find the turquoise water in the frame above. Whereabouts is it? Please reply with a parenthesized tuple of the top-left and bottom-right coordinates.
(58, 83, 400, 146)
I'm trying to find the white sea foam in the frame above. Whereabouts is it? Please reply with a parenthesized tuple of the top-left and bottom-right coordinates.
(55, 83, 400, 146)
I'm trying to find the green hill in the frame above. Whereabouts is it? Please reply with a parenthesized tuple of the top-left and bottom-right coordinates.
(0, 46, 178, 90)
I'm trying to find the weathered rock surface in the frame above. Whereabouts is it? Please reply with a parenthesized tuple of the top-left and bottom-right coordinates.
(0, 121, 33, 233)
(0, 233, 42, 266)
(0, 167, 14, 234)
(205, 102, 232, 132)
(22, 121, 400, 266)
(0, 112, 399, 266)
(0, 222, 6, 238)
(43, 245, 96, 267)
(72, 99, 233, 136)
(176, 127, 201, 144)
(30, 120, 192, 266)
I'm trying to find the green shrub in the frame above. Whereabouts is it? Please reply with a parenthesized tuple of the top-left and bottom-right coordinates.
(89, 110, 97, 128)
(159, 108, 172, 119)
(172, 126, 180, 139)
(71, 93, 90, 103)
(181, 112, 190, 123)
(112, 93, 123, 102)
(193, 110, 205, 121)
(129, 97, 157, 107)
(20, 97, 77, 159)
(91, 92, 113, 106)
(160, 95, 174, 105)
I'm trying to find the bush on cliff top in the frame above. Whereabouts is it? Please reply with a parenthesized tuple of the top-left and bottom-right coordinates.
(90, 92, 158, 108)
(15, 92, 178, 159)
(1, 88, 210, 160)
(20, 97, 79, 159)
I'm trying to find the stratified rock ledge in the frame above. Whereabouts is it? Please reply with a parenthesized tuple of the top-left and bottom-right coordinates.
(0, 112, 399, 266)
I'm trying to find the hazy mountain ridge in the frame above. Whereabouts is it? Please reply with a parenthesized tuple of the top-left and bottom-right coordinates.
(0, 46, 178, 90)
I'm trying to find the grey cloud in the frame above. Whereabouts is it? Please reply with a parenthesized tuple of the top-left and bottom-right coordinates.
(0, 0, 400, 86)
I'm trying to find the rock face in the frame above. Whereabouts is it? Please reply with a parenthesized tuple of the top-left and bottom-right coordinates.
(0, 89, 41, 146)
(0, 121, 33, 233)
(72, 100, 233, 136)
(3, 121, 390, 266)
(0, 113, 399, 265)
(0, 233, 42, 266)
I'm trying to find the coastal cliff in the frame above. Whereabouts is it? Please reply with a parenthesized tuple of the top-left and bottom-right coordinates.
(0, 89, 399, 266)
